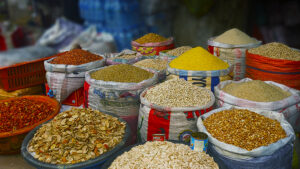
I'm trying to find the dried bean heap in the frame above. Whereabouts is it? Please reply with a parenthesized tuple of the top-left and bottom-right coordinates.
(214, 28, 258, 45)
(166, 46, 192, 56)
(0, 98, 55, 133)
(144, 79, 211, 107)
(28, 108, 126, 164)
(248, 42, 300, 61)
(204, 109, 287, 151)
(109, 141, 219, 169)
(134, 33, 167, 44)
(134, 59, 168, 71)
(50, 49, 103, 65)
(91, 64, 153, 83)
(222, 80, 291, 102)
(114, 54, 137, 60)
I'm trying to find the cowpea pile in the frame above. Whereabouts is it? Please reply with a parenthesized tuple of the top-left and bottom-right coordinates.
(144, 79, 212, 107)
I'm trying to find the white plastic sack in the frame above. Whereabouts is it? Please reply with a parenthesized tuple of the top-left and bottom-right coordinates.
(214, 78, 300, 132)
(138, 86, 215, 142)
(46, 72, 85, 102)
(197, 106, 295, 159)
(59, 26, 117, 55)
(84, 66, 158, 116)
(44, 57, 105, 73)
(207, 37, 261, 80)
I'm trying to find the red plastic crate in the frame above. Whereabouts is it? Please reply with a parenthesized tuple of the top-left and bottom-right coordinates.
(45, 83, 84, 106)
(0, 56, 54, 92)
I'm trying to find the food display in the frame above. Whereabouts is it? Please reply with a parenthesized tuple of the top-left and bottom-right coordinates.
(90, 64, 154, 83)
(134, 33, 167, 44)
(133, 59, 168, 71)
(50, 49, 103, 65)
(113, 54, 137, 60)
(248, 42, 300, 61)
(203, 109, 287, 151)
(169, 47, 229, 71)
(108, 141, 219, 169)
(144, 78, 212, 107)
(166, 46, 192, 56)
(222, 80, 291, 102)
(213, 28, 258, 45)
(0, 98, 55, 133)
(28, 108, 126, 164)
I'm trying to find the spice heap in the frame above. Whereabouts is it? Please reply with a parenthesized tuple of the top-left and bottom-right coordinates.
(91, 64, 153, 83)
(169, 47, 229, 71)
(204, 109, 287, 151)
(134, 59, 168, 71)
(28, 108, 126, 164)
(134, 33, 167, 44)
(166, 46, 192, 56)
(50, 49, 103, 65)
(113, 54, 137, 60)
(222, 80, 291, 102)
(109, 141, 219, 169)
(214, 28, 258, 45)
(144, 79, 211, 107)
(0, 98, 55, 133)
(248, 42, 300, 61)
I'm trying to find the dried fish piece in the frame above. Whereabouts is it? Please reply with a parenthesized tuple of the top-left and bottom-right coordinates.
(28, 108, 126, 164)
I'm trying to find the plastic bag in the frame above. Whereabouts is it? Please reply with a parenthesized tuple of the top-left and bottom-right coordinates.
(207, 37, 261, 80)
(46, 72, 85, 102)
(197, 106, 295, 158)
(37, 18, 83, 50)
(138, 86, 215, 142)
(84, 66, 158, 116)
(59, 26, 117, 55)
(167, 64, 233, 92)
(0, 45, 56, 67)
(106, 49, 143, 65)
(214, 78, 300, 132)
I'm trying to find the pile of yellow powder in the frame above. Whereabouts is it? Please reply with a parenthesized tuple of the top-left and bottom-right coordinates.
(214, 28, 258, 45)
(169, 47, 229, 71)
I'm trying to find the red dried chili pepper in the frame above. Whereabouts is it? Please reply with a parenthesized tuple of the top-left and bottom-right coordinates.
(0, 98, 55, 133)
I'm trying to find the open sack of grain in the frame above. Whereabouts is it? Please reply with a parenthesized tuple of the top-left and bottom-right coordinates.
(44, 49, 105, 102)
(197, 106, 295, 169)
(132, 33, 174, 56)
(106, 49, 143, 65)
(214, 78, 300, 132)
(208, 28, 261, 80)
(167, 47, 233, 92)
(84, 64, 158, 144)
(138, 79, 215, 142)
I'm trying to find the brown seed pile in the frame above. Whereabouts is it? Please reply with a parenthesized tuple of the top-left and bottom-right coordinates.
(203, 109, 287, 151)
(28, 108, 126, 164)
(144, 79, 211, 107)
(248, 42, 300, 61)
(166, 46, 192, 56)
(50, 49, 103, 65)
(222, 80, 291, 102)
(134, 59, 168, 71)
(91, 64, 153, 83)
(214, 28, 258, 45)
(134, 33, 167, 44)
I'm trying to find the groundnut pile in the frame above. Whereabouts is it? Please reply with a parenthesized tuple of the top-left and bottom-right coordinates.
(144, 79, 211, 107)
(166, 46, 192, 56)
(203, 109, 287, 151)
(28, 108, 126, 164)
(109, 141, 219, 169)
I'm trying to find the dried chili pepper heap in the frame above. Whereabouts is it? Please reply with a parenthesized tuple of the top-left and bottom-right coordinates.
(50, 49, 103, 65)
(0, 98, 55, 133)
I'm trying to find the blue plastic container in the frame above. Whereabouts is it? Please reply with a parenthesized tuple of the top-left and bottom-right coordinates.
(79, 0, 105, 22)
